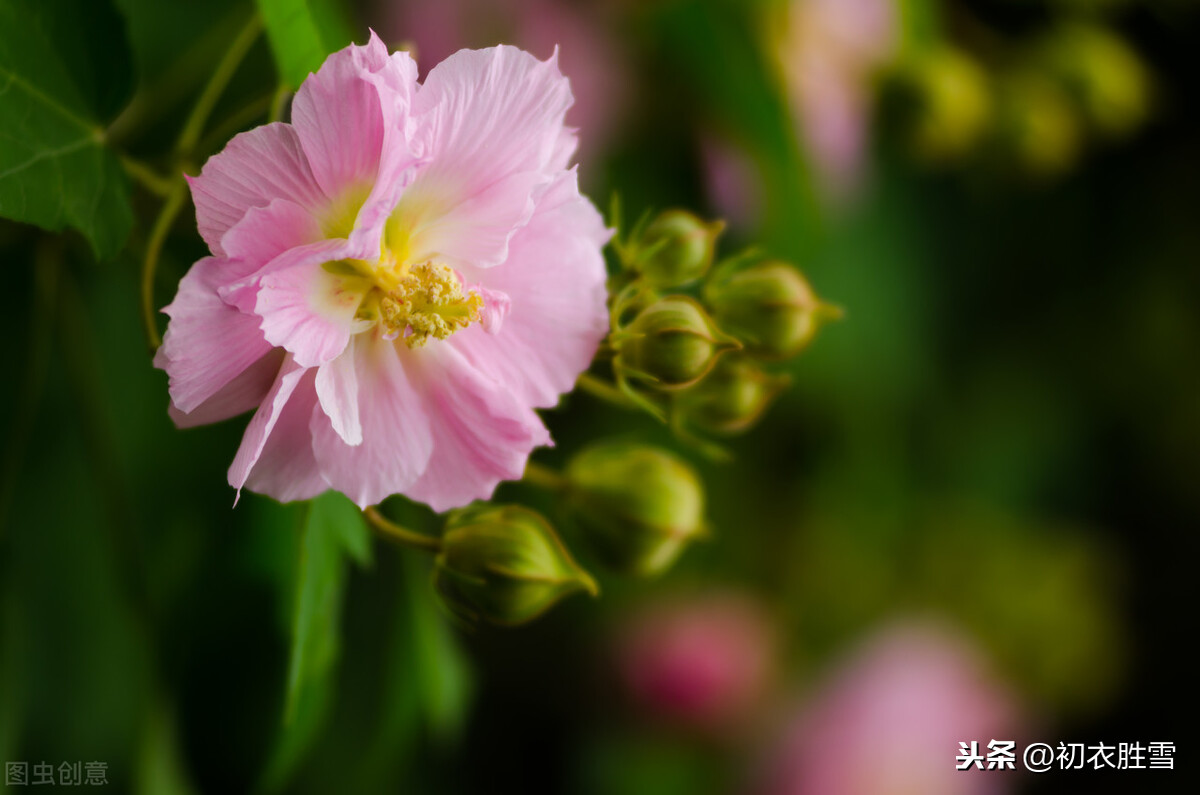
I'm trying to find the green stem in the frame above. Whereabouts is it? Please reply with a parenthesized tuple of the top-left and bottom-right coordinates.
(121, 155, 176, 198)
(576, 372, 639, 409)
(175, 12, 263, 158)
(363, 507, 442, 552)
(522, 461, 570, 493)
(141, 184, 188, 351)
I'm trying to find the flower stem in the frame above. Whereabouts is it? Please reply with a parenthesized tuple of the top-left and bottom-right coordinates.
(175, 12, 263, 158)
(121, 155, 176, 198)
(141, 184, 187, 352)
(522, 461, 570, 493)
(576, 372, 639, 409)
(363, 506, 442, 552)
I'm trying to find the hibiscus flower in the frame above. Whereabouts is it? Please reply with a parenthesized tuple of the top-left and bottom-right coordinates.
(155, 34, 610, 511)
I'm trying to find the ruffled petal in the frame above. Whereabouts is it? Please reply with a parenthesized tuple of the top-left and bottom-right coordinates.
(396, 45, 574, 269)
(221, 198, 326, 268)
(242, 370, 330, 503)
(187, 123, 326, 257)
(404, 344, 552, 513)
(315, 343, 362, 446)
(155, 256, 274, 414)
(228, 355, 309, 500)
(416, 45, 573, 191)
(291, 32, 424, 253)
(253, 239, 369, 368)
(311, 334, 434, 508)
(453, 169, 609, 408)
(387, 168, 543, 271)
(168, 348, 285, 429)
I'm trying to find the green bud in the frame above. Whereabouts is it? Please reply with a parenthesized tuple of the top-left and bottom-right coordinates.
(434, 504, 598, 626)
(564, 442, 706, 577)
(615, 296, 741, 390)
(888, 47, 992, 162)
(996, 72, 1082, 177)
(676, 355, 789, 435)
(1043, 24, 1150, 140)
(633, 209, 724, 287)
(705, 260, 836, 360)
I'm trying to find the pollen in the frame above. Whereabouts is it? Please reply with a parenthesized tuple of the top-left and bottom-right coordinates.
(374, 261, 484, 348)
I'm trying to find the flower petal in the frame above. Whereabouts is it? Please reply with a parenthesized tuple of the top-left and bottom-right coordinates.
(221, 198, 326, 267)
(395, 45, 574, 269)
(453, 169, 609, 408)
(168, 348, 285, 429)
(291, 32, 424, 252)
(228, 355, 308, 500)
(315, 343, 362, 446)
(187, 123, 326, 257)
(242, 370, 330, 503)
(253, 239, 369, 368)
(387, 168, 543, 270)
(155, 256, 274, 414)
(416, 45, 573, 192)
(404, 344, 552, 513)
(311, 334, 434, 508)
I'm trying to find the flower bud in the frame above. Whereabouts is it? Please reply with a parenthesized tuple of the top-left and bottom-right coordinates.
(996, 72, 1082, 177)
(1043, 24, 1150, 140)
(615, 296, 740, 390)
(886, 47, 992, 162)
(676, 356, 789, 435)
(615, 592, 775, 731)
(633, 209, 724, 287)
(564, 442, 706, 577)
(704, 261, 836, 360)
(434, 504, 598, 625)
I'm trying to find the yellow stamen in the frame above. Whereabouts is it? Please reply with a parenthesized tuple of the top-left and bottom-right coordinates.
(376, 261, 483, 348)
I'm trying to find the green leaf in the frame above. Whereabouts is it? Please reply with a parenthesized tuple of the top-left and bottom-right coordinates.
(284, 491, 370, 721)
(0, 0, 134, 259)
(258, 491, 370, 793)
(134, 698, 199, 795)
(255, 0, 354, 90)
(403, 553, 473, 744)
(338, 549, 474, 792)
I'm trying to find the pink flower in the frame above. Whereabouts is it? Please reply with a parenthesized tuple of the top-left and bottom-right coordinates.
(753, 621, 1024, 795)
(775, 0, 897, 201)
(379, 0, 630, 169)
(154, 35, 610, 511)
(615, 592, 774, 731)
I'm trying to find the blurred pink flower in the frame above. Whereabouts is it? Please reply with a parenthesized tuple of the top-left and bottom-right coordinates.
(382, 0, 629, 169)
(753, 621, 1024, 795)
(616, 592, 775, 731)
(776, 0, 897, 200)
(155, 35, 609, 511)
(700, 133, 763, 233)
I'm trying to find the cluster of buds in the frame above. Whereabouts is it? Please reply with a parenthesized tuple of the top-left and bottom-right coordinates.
(606, 206, 837, 451)
(881, 19, 1152, 179)
(418, 439, 710, 624)
(386, 208, 837, 626)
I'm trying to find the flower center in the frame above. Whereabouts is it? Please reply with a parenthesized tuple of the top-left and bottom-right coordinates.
(325, 256, 484, 348)
(374, 260, 484, 346)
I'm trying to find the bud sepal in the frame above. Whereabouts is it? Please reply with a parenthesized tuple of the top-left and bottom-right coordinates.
(434, 504, 598, 626)
(564, 442, 708, 577)
(613, 295, 741, 393)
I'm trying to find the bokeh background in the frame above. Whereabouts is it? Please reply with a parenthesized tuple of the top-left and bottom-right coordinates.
(1, 0, 1197, 792)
